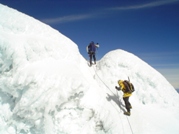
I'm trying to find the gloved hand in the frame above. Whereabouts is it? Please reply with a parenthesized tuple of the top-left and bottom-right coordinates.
(115, 86, 120, 91)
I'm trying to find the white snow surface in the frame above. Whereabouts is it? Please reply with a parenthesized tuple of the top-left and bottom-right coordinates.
(0, 4, 179, 134)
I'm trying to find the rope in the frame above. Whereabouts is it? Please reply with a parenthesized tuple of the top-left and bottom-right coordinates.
(93, 66, 123, 132)
(116, 90, 125, 134)
(126, 117, 134, 134)
(91, 65, 127, 133)
(93, 65, 134, 134)
(93, 67, 116, 96)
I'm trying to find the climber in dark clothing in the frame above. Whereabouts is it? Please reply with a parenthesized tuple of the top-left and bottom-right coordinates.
(87, 41, 99, 66)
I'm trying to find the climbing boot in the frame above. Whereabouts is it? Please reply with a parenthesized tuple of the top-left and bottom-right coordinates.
(124, 112, 131, 116)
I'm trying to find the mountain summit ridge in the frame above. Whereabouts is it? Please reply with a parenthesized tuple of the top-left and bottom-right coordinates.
(0, 4, 179, 134)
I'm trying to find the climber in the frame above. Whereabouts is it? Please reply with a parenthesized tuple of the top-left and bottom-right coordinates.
(87, 41, 99, 66)
(115, 80, 134, 116)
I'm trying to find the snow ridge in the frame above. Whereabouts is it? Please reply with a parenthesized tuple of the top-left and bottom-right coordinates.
(0, 4, 179, 134)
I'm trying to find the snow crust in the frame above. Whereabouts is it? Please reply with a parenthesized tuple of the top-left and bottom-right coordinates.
(0, 4, 179, 134)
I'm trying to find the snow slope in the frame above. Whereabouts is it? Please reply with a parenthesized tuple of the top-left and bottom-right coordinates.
(0, 4, 179, 134)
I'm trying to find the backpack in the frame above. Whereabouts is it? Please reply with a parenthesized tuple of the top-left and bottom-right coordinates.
(123, 80, 135, 93)
(88, 42, 96, 52)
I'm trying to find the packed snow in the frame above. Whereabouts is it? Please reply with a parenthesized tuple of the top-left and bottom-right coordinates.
(0, 4, 179, 134)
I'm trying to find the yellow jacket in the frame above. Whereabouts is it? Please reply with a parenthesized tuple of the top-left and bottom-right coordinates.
(118, 80, 132, 98)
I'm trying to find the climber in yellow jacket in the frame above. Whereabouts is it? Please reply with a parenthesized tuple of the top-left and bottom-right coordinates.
(115, 80, 134, 116)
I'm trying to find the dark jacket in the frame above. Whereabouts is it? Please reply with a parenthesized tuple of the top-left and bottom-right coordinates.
(88, 42, 96, 53)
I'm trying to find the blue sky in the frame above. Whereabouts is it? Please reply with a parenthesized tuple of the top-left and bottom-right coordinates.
(1, 0, 179, 89)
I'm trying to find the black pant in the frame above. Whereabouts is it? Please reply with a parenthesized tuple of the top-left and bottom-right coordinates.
(89, 52, 96, 65)
(123, 97, 131, 113)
